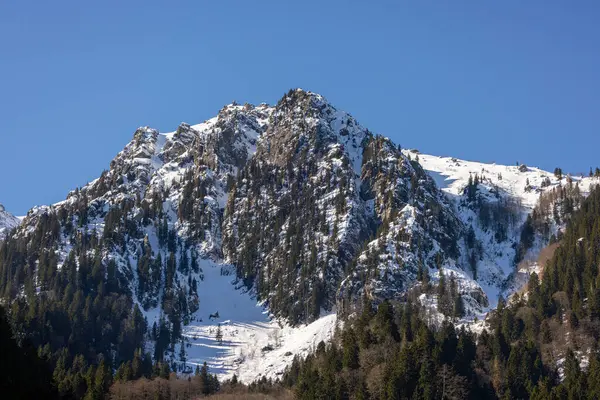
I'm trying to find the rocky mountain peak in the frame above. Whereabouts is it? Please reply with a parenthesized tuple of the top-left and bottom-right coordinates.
(0, 204, 20, 239)
(4, 89, 591, 385)
(257, 89, 369, 174)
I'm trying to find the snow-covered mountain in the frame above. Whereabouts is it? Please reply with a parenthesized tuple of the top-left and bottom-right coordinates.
(5, 93, 343, 382)
(0, 204, 20, 239)
(404, 151, 597, 324)
(2, 89, 597, 382)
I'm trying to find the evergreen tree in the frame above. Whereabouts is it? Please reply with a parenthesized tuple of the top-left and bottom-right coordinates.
(216, 323, 223, 344)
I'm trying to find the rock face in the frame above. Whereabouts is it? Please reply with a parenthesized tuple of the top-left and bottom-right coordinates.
(221, 91, 495, 323)
(223, 90, 373, 322)
(338, 137, 464, 307)
(222, 90, 473, 323)
(11, 101, 273, 312)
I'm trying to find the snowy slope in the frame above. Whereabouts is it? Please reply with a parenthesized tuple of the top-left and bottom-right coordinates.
(183, 311, 337, 382)
(138, 259, 339, 382)
(0, 204, 20, 239)
(406, 152, 596, 209)
(404, 150, 599, 326)
(12, 97, 337, 383)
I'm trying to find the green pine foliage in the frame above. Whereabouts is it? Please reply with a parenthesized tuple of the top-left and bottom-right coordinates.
(283, 301, 485, 399)
(515, 178, 583, 264)
(281, 185, 600, 399)
(223, 131, 361, 324)
(0, 305, 58, 398)
(0, 187, 201, 398)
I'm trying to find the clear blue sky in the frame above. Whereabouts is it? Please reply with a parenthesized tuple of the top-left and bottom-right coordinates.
(1, 1, 599, 215)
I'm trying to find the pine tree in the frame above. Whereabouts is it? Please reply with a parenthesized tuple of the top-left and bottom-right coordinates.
(215, 323, 223, 344)
(453, 294, 465, 319)
(341, 327, 359, 369)
(554, 167, 563, 180)
(416, 355, 435, 400)
(179, 338, 187, 364)
(587, 352, 600, 399)
(200, 362, 210, 395)
(564, 349, 584, 398)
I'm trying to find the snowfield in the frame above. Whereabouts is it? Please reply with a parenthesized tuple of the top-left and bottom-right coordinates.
(146, 259, 339, 383)
(405, 150, 598, 332)
(405, 152, 596, 209)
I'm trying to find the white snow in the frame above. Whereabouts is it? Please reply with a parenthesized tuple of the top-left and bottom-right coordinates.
(178, 262, 338, 382)
(405, 150, 599, 332)
(0, 207, 20, 239)
(140, 259, 338, 383)
(408, 152, 596, 210)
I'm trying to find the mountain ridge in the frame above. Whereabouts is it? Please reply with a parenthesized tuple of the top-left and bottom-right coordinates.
(1, 89, 598, 387)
